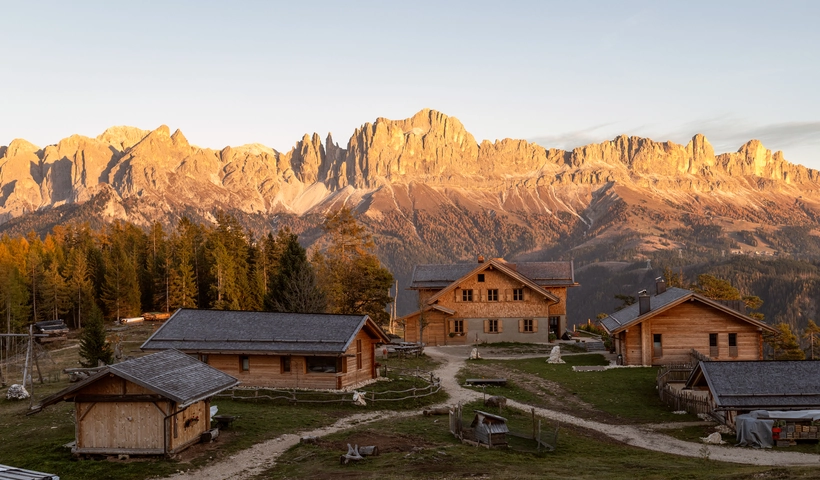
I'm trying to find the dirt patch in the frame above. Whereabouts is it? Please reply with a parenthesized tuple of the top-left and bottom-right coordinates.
(317, 429, 435, 453)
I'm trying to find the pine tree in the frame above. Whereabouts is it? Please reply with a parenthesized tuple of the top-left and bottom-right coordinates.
(265, 228, 325, 313)
(765, 323, 805, 360)
(79, 305, 113, 367)
(169, 233, 198, 309)
(101, 238, 141, 321)
(39, 261, 71, 322)
(65, 248, 94, 329)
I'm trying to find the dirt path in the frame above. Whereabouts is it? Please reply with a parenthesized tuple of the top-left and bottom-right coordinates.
(163, 410, 418, 479)
(165, 346, 820, 477)
(425, 346, 820, 467)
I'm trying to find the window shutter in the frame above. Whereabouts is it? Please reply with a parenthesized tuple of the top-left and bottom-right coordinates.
(519, 319, 524, 332)
(533, 319, 539, 333)
(523, 289, 530, 301)
(455, 289, 461, 302)
(498, 320, 504, 333)
(505, 289, 511, 301)
(473, 289, 478, 302)
(449, 319, 455, 332)
(484, 319, 489, 333)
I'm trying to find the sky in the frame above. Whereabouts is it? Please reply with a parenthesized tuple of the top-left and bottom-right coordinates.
(2, 1, 819, 168)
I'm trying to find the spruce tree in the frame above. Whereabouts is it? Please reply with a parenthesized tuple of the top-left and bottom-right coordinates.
(79, 305, 113, 367)
(265, 229, 325, 313)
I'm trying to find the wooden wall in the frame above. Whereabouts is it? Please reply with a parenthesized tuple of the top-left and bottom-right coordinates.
(337, 329, 378, 389)
(436, 267, 555, 319)
(168, 399, 210, 453)
(75, 376, 169, 454)
(621, 301, 765, 366)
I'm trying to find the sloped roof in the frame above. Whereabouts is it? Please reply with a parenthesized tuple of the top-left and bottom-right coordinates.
(600, 287, 775, 334)
(410, 260, 576, 289)
(141, 309, 389, 355)
(32, 349, 238, 412)
(424, 259, 560, 305)
(686, 361, 820, 410)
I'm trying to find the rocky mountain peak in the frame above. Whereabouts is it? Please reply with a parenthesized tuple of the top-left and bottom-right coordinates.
(96, 126, 150, 152)
(4, 138, 41, 159)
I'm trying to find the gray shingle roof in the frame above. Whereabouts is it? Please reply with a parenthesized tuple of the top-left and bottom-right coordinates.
(111, 349, 238, 406)
(690, 361, 820, 410)
(142, 309, 384, 355)
(600, 287, 691, 332)
(32, 349, 238, 412)
(410, 261, 575, 289)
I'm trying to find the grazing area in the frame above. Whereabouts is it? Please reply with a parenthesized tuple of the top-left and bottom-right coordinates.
(260, 400, 809, 480)
(458, 353, 700, 423)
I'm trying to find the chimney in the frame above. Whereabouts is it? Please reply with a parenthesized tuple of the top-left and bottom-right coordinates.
(477, 255, 485, 263)
(655, 277, 666, 295)
(638, 290, 650, 315)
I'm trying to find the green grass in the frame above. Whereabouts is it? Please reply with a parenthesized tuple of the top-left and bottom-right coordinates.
(258, 400, 816, 480)
(460, 354, 700, 423)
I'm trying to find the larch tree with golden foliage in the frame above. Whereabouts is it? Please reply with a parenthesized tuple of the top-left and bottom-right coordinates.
(314, 208, 394, 326)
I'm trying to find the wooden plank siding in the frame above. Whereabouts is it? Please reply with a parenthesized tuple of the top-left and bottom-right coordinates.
(204, 332, 379, 390)
(619, 301, 765, 366)
(405, 266, 566, 345)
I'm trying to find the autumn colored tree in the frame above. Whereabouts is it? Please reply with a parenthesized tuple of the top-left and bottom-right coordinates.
(315, 208, 393, 326)
(803, 320, 820, 360)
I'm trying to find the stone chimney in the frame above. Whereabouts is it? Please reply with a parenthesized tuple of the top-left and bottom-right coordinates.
(655, 277, 666, 295)
(477, 255, 485, 263)
(638, 290, 650, 315)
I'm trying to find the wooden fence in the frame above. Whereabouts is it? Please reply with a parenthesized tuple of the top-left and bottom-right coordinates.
(214, 367, 441, 405)
(658, 383, 712, 415)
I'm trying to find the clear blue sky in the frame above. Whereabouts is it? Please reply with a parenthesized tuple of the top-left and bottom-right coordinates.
(2, 1, 819, 168)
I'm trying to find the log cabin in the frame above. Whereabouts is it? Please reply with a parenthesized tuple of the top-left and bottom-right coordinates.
(141, 309, 391, 390)
(30, 349, 238, 456)
(601, 279, 777, 366)
(685, 360, 820, 427)
(401, 256, 578, 345)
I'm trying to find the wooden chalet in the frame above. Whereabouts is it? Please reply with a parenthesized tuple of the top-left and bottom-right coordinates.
(685, 360, 820, 427)
(31, 349, 238, 456)
(401, 256, 578, 345)
(141, 309, 391, 390)
(600, 279, 777, 366)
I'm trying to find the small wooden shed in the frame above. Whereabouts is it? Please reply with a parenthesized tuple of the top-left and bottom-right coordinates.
(31, 349, 238, 456)
(470, 411, 509, 447)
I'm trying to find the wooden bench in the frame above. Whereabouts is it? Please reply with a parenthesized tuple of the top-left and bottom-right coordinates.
(465, 378, 507, 386)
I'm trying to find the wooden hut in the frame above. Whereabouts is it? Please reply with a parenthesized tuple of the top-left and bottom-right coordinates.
(600, 280, 777, 366)
(31, 349, 238, 456)
(470, 411, 509, 447)
(141, 309, 391, 390)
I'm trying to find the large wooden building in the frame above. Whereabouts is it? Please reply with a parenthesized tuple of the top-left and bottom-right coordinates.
(601, 280, 777, 366)
(142, 309, 391, 390)
(401, 257, 578, 345)
(31, 349, 238, 456)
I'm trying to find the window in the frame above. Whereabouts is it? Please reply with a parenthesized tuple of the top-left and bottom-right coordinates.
(453, 319, 464, 333)
(280, 356, 291, 373)
(709, 333, 718, 357)
(653, 334, 662, 358)
(513, 288, 524, 301)
(488, 319, 499, 333)
(240, 356, 250, 372)
(729, 333, 738, 357)
(462, 289, 473, 302)
(307, 356, 337, 373)
(523, 319, 534, 333)
(477, 274, 485, 282)
(488, 289, 499, 302)
(356, 339, 363, 370)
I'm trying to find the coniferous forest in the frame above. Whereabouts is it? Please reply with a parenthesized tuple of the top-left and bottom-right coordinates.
(0, 208, 394, 335)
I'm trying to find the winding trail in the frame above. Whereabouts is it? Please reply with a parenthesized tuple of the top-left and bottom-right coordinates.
(165, 345, 820, 478)
(425, 346, 820, 467)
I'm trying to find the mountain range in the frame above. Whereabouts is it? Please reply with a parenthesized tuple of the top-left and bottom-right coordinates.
(3, 109, 820, 324)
